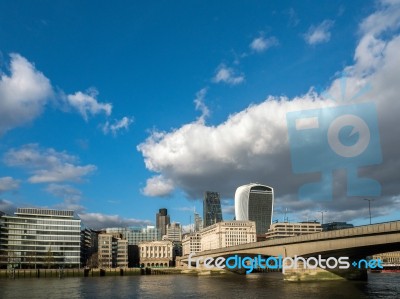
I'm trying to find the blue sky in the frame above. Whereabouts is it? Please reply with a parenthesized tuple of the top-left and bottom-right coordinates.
(1, 0, 400, 229)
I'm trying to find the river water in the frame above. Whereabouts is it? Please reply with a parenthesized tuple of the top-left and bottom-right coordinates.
(0, 272, 399, 299)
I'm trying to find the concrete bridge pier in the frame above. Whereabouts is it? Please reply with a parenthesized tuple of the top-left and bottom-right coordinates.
(282, 257, 368, 282)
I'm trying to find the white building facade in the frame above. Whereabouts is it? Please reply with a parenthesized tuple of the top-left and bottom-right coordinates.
(139, 240, 173, 267)
(199, 221, 256, 252)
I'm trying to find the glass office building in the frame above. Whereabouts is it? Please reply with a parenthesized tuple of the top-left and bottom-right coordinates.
(106, 226, 161, 245)
(0, 208, 81, 269)
(203, 191, 223, 228)
(235, 183, 274, 236)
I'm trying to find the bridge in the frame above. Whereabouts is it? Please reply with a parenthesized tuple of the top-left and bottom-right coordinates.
(177, 221, 400, 281)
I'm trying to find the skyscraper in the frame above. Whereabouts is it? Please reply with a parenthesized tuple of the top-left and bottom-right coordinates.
(203, 191, 223, 228)
(156, 208, 170, 237)
(235, 183, 274, 236)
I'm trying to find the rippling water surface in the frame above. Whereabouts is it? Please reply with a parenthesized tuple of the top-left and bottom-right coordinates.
(1, 272, 399, 299)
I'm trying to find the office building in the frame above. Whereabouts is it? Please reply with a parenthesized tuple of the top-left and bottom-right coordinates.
(166, 222, 182, 242)
(139, 240, 173, 267)
(81, 228, 99, 267)
(200, 220, 256, 251)
(0, 208, 81, 269)
(156, 208, 170, 237)
(182, 232, 201, 256)
(116, 238, 128, 268)
(106, 226, 161, 244)
(105, 226, 161, 267)
(265, 221, 322, 240)
(235, 183, 274, 236)
(203, 191, 223, 227)
(98, 233, 128, 268)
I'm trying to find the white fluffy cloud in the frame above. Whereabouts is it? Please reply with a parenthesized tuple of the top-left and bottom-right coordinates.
(250, 36, 279, 52)
(213, 64, 245, 85)
(78, 212, 152, 229)
(0, 53, 125, 136)
(304, 20, 334, 45)
(138, 1, 400, 223)
(141, 175, 175, 197)
(138, 93, 330, 198)
(0, 54, 53, 135)
(66, 90, 112, 121)
(0, 177, 20, 193)
(102, 116, 134, 136)
(3, 144, 96, 183)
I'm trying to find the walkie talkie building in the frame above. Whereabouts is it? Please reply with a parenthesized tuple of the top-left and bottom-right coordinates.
(234, 183, 274, 236)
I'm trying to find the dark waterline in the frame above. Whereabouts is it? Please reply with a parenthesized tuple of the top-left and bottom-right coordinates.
(0, 272, 399, 299)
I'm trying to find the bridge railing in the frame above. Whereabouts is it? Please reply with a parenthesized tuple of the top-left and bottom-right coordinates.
(264, 221, 400, 247)
(181, 221, 400, 257)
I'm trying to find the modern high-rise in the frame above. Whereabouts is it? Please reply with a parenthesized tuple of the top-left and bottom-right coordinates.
(156, 208, 170, 237)
(203, 191, 223, 228)
(235, 183, 274, 236)
(0, 208, 81, 269)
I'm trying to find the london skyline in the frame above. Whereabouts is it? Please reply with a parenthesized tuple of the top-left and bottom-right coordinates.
(1, 0, 400, 229)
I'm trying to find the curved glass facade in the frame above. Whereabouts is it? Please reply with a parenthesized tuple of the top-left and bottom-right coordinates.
(234, 183, 274, 235)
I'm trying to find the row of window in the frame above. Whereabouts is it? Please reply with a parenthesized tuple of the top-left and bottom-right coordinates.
(6, 225, 80, 230)
(4, 243, 80, 249)
(141, 253, 172, 258)
(142, 246, 171, 251)
(16, 208, 74, 217)
(6, 251, 80, 258)
(3, 230, 80, 236)
(5, 235, 80, 241)
(5, 218, 80, 226)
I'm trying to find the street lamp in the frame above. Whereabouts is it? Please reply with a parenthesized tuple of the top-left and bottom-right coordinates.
(364, 198, 373, 225)
(318, 210, 327, 225)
